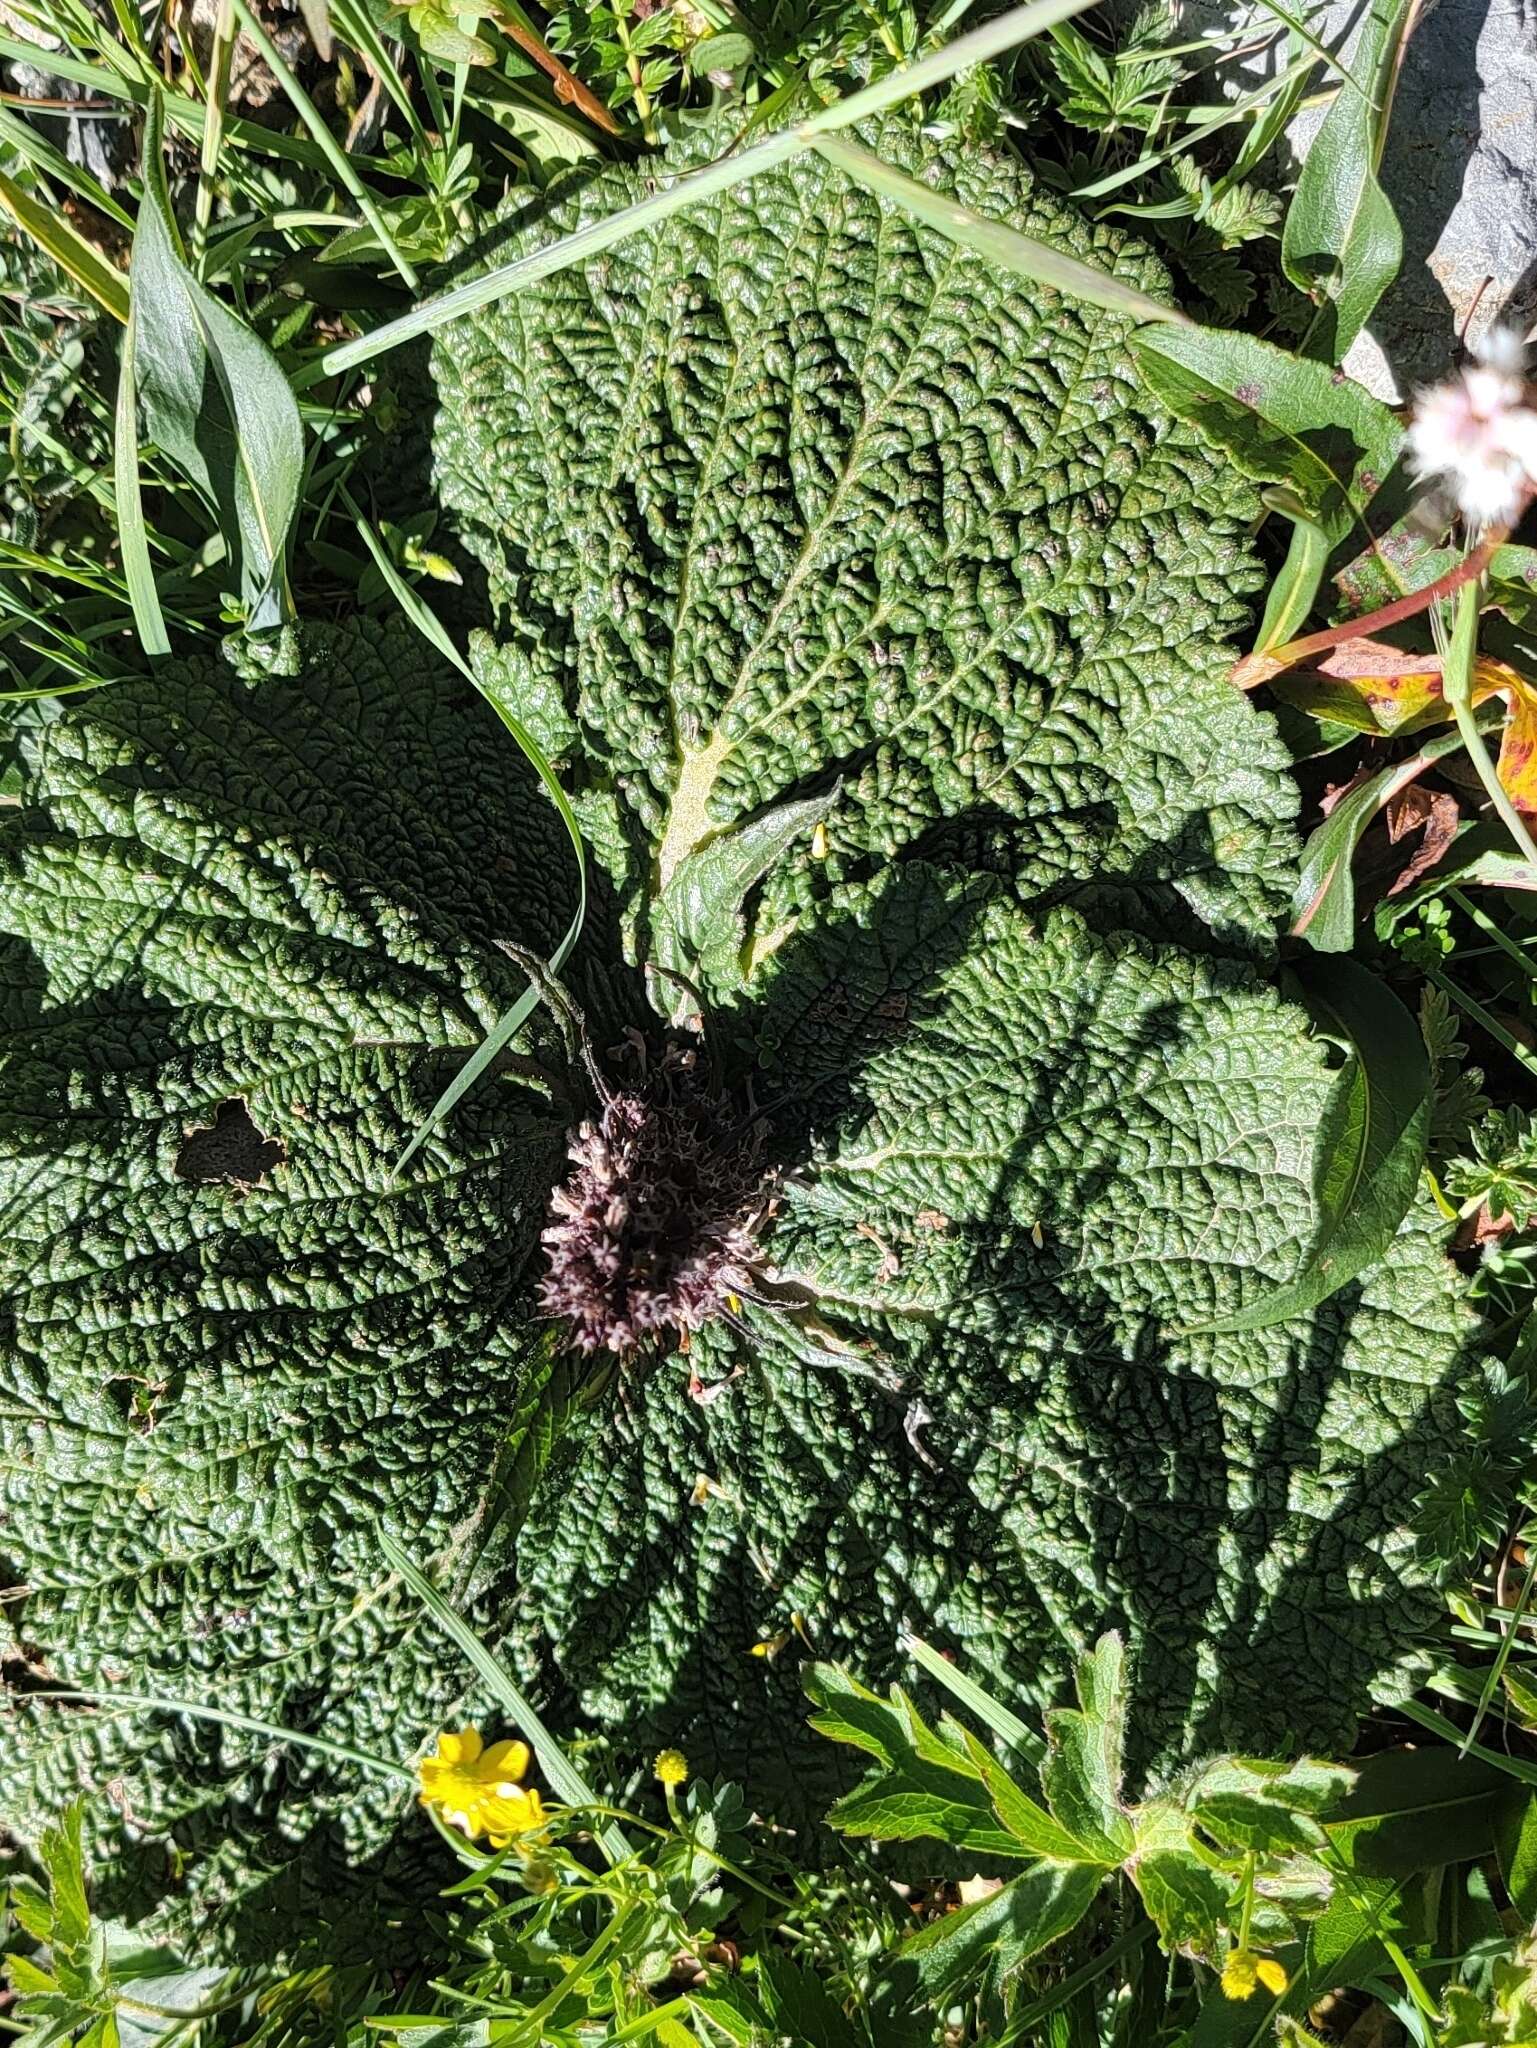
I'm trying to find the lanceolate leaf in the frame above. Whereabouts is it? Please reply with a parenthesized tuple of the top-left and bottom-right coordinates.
(1132, 325, 1402, 554)
(1291, 722, 1485, 951)
(1280, 0, 1415, 361)
(130, 90, 303, 636)
(1186, 957, 1430, 1333)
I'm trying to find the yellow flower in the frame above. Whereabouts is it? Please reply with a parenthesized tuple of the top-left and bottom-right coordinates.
(1220, 1950, 1285, 2001)
(418, 1728, 546, 1847)
(1220, 1951, 1259, 2001)
(654, 1748, 689, 1788)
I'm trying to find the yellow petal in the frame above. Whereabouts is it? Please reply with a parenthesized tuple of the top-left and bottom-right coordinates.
(1254, 1959, 1287, 1996)
(1220, 1953, 1258, 2001)
(436, 1727, 481, 1766)
(482, 1738, 530, 1781)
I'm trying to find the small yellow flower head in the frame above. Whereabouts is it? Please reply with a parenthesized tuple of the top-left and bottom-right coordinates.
(1220, 1951, 1259, 2001)
(418, 1728, 546, 1847)
(654, 1748, 689, 1789)
(1255, 1958, 1287, 1996)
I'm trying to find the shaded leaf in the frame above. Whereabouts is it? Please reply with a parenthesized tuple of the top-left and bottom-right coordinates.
(1324, 1747, 1511, 1876)
(1184, 958, 1429, 1330)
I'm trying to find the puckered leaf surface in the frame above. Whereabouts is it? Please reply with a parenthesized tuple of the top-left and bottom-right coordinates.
(431, 120, 1292, 947)
(0, 622, 574, 1946)
(510, 866, 1472, 1795)
(0, 621, 1471, 1939)
(0, 129, 1478, 1948)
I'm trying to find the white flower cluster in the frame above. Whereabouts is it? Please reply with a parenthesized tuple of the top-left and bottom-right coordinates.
(1407, 328, 1537, 532)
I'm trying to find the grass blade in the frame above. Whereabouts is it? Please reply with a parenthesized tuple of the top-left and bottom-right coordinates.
(112, 308, 171, 657)
(225, 0, 420, 287)
(0, 104, 134, 230)
(0, 168, 129, 320)
(21, 1690, 412, 1781)
(323, 0, 1096, 371)
(347, 509, 587, 1178)
(1458, 1544, 1537, 1758)
(901, 1631, 1046, 1764)
(810, 134, 1186, 326)
(379, 1531, 632, 1865)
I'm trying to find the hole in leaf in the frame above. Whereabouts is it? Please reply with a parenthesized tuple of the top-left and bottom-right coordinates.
(175, 1099, 285, 1186)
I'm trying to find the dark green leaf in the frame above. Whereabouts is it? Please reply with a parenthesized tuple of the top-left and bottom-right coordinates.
(1323, 1747, 1511, 1876)
(1132, 326, 1401, 551)
(1496, 1788, 1537, 1920)
(1185, 957, 1430, 1331)
(1280, 0, 1412, 360)
(130, 90, 302, 634)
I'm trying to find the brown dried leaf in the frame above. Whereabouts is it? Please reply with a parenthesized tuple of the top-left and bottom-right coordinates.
(1383, 783, 1459, 895)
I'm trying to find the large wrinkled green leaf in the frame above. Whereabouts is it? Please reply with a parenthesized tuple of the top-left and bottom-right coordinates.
(1187, 957, 1430, 1333)
(0, 124, 1479, 1950)
(0, 622, 579, 1945)
(433, 119, 1293, 951)
(513, 863, 1471, 1793)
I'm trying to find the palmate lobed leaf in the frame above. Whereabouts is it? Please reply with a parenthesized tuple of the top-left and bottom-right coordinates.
(0, 128, 1482, 1949)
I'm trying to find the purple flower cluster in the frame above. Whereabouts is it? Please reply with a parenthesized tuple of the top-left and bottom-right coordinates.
(539, 1049, 768, 1354)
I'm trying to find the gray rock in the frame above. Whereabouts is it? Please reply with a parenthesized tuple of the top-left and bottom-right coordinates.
(1103, 0, 1537, 398)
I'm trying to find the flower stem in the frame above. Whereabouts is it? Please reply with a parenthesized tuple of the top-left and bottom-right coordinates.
(1442, 580, 1537, 866)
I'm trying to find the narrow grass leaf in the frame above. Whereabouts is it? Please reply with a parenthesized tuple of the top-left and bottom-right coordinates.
(1281, 0, 1415, 361)
(22, 1690, 412, 1781)
(348, 511, 587, 1178)
(112, 309, 170, 657)
(378, 1531, 631, 1864)
(323, 0, 1096, 371)
(131, 90, 303, 635)
(809, 135, 1187, 326)
(226, 0, 419, 286)
(1254, 494, 1328, 653)
(901, 1630, 1045, 1764)
(1290, 721, 1490, 950)
(0, 170, 129, 321)
(0, 106, 134, 230)
(1182, 957, 1430, 1331)
(1459, 1545, 1537, 1758)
